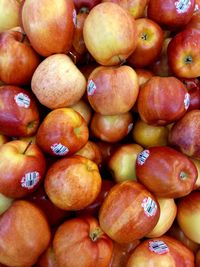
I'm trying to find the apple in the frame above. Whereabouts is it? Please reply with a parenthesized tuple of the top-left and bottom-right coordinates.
(53, 216, 113, 267)
(184, 10, 200, 30)
(137, 76, 190, 125)
(73, 0, 101, 11)
(167, 28, 200, 78)
(31, 54, 86, 110)
(187, 86, 200, 110)
(99, 181, 160, 243)
(70, 99, 93, 125)
(0, 200, 51, 267)
(196, 248, 200, 267)
(95, 141, 118, 169)
(83, 2, 138, 66)
(0, 0, 20, 32)
(87, 65, 139, 115)
(126, 235, 195, 266)
(136, 146, 198, 198)
(0, 134, 10, 146)
(108, 143, 143, 183)
(0, 193, 13, 216)
(21, 0, 76, 57)
(191, 158, 200, 189)
(36, 243, 57, 267)
(147, 0, 195, 30)
(44, 155, 102, 210)
(36, 108, 89, 157)
(90, 111, 134, 143)
(134, 68, 154, 87)
(0, 85, 40, 137)
(168, 109, 200, 159)
(127, 18, 164, 68)
(176, 190, 200, 244)
(0, 28, 41, 85)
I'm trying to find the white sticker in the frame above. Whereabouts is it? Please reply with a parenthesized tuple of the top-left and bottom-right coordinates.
(175, 0, 191, 13)
(184, 93, 190, 110)
(137, 149, 150, 165)
(14, 93, 30, 108)
(87, 80, 96, 96)
(73, 9, 77, 26)
(127, 123, 134, 134)
(141, 197, 157, 217)
(21, 171, 39, 189)
(51, 143, 69, 156)
(149, 240, 169, 255)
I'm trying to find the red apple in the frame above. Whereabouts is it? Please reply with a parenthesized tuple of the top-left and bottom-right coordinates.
(36, 243, 57, 267)
(0, 134, 10, 146)
(0, 28, 41, 85)
(134, 68, 154, 87)
(69, 99, 93, 125)
(0, 0, 20, 31)
(136, 146, 198, 198)
(196, 248, 200, 267)
(36, 108, 89, 157)
(0, 85, 40, 137)
(21, 0, 76, 57)
(73, 0, 101, 11)
(187, 86, 200, 110)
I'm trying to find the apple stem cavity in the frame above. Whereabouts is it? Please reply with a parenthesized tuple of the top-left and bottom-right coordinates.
(23, 140, 32, 154)
(80, 7, 89, 14)
(141, 33, 148, 40)
(89, 227, 103, 242)
(179, 171, 188, 180)
(184, 55, 193, 64)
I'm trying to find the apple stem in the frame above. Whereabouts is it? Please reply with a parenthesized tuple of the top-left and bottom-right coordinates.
(89, 227, 103, 242)
(23, 140, 32, 154)
(118, 56, 126, 66)
(68, 51, 77, 65)
(179, 171, 187, 180)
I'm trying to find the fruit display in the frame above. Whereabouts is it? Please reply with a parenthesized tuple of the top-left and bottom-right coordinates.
(0, 0, 200, 266)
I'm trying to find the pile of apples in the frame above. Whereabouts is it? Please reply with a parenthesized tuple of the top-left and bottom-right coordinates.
(1, 0, 200, 266)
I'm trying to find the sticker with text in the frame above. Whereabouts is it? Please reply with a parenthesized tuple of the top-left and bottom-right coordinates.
(175, 0, 191, 13)
(51, 143, 69, 156)
(142, 197, 157, 217)
(87, 80, 97, 96)
(21, 171, 39, 189)
(14, 93, 30, 108)
(137, 149, 150, 165)
(184, 93, 190, 110)
(149, 240, 169, 255)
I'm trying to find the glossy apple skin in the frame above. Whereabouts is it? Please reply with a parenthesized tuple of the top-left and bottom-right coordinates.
(83, 2, 138, 66)
(183, 10, 200, 31)
(73, 0, 101, 11)
(136, 146, 197, 198)
(177, 190, 200, 244)
(168, 109, 200, 159)
(0, 200, 51, 267)
(36, 244, 57, 267)
(0, 140, 46, 198)
(147, 0, 195, 30)
(0, 85, 40, 137)
(53, 216, 113, 267)
(126, 235, 195, 267)
(36, 108, 89, 157)
(87, 65, 139, 115)
(0, 29, 41, 85)
(0, 0, 20, 31)
(22, 0, 76, 57)
(167, 28, 200, 78)
(128, 18, 164, 68)
(70, 99, 92, 125)
(137, 76, 190, 126)
(44, 155, 102, 211)
(99, 181, 160, 243)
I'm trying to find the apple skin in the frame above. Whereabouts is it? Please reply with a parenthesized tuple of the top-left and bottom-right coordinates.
(99, 181, 160, 244)
(147, 0, 195, 30)
(0, 134, 10, 146)
(0, 0, 20, 31)
(21, 0, 76, 57)
(168, 109, 200, 159)
(137, 76, 190, 126)
(36, 243, 57, 267)
(44, 155, 102, 211)
(183, 10, 200, 31)
(0, 85, 40, 137)
(127, 18, 164, 68)
(73, 0, 101, 11)
(0, 200, 51, 267)
(53, 216, 113, 267)
(126, 235, 195, 267)
(0, 29, 41, 85)
(87, 65, 139, 115)
(0, 140, 46, 199)
(196, 248, 200, 267)
(83, 2, 138, 66)
(0, 193, 13, 216)
(167, 28, 200, 78)
(70, 99, 93, 125)
(36, 108, 89, 157)
(136, 146, 198, 198)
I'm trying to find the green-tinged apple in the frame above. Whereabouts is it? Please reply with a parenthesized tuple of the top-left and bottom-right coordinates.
(0, 200, 51, 267)
(167, 28, 200, 78)
(147, 0, 195, 30)
(0, 85, 40, 137)
(126, 235, 195, 267)
(136, 146, 197, 198)
(108, 143, 143, 183)
(0, 0, 20, 32)
(44, 155, 102, 210)
(128, 18, 164, 68)
(83, 2, 138, 66)
(90, 112, 134, 143)
(53, 216, 113, 267)
(99, 181, 160, 243)
(36, 108, 89, 156)
(87, 65, 139, 115)
(0, 28, 41, 85)
(0, 140, 46, 198)
(137, 76, 190, 125)
(168, 109, 200, 159)
(21, 0, 76, 57)
(70, 99, 93, 125)
(31, 54, 86, 109)
(0, 193, 13, 216)
(177, 190, 200, 244)
(132, 118, 169, 147)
